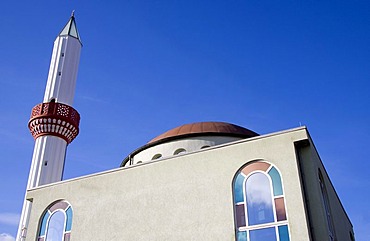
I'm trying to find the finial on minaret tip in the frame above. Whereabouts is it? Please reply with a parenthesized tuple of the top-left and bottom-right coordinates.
(71, 10, 75, 17)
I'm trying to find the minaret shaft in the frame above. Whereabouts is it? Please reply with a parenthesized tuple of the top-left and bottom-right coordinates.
(27, 136, 67, 187)
(17, 14, 81, 241)
(44, 36, 81, 105)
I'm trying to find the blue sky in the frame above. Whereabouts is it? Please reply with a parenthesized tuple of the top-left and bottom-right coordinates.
(0, 0, 369, 240)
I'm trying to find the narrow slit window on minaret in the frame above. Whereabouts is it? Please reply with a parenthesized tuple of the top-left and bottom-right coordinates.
(61, 53, 65, 57)
(58, 71, 62, 76)
(44, 161, 48, 166)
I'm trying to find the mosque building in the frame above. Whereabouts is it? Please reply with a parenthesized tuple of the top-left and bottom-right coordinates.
(17, 14, 354, 241)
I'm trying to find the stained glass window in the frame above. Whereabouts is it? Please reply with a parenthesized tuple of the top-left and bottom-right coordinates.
(250, 227, 276, 241)
(246, 173, 274, 225)
(233, 161, 290, 241)
(236, 231, 247, 241)
(45, 211, 65, 241)
(38, 200, 72, 241)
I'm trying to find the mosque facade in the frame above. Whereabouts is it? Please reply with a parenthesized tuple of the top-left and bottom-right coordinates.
(17, 15, 354, 241)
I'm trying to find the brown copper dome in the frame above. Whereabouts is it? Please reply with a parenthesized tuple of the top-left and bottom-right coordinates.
(148, 121, 258, 144)
(121, 121, 258, 167)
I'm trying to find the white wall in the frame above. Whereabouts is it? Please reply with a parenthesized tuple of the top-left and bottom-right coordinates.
(25, 127, 345, 241)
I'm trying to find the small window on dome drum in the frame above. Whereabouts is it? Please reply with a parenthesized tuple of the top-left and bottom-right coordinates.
(173, 148, 186, 155)
(201, 145, 210, 149)
(152, 154, 162, 160)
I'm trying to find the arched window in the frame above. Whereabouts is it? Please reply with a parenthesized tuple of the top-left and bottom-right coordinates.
(38, 200, 73, 241)
(233, 161, 290, 241)
(173, 148, 186, 155)
(152, 154, 162, 160)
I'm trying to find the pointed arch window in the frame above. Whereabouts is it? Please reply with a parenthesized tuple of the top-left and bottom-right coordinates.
(38, 200, 73, 241)
(233, 161, 290, 241)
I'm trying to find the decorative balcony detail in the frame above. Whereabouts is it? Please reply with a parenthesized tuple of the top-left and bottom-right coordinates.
(28, 102, 80, 144)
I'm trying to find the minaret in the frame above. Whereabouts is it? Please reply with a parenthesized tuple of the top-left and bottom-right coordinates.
(17, 13, 82, 241)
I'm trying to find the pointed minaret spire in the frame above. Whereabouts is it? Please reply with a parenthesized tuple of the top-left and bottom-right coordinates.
(17, 13, 82, 241)
(59, 11, 81, 42)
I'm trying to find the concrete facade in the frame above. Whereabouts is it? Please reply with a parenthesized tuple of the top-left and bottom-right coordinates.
(24, 127, 353, 241)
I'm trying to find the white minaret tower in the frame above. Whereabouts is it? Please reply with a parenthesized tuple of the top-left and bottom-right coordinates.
(17, 12, 82, 241)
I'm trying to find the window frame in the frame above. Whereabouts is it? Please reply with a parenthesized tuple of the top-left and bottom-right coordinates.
(233, 161, 290, 241)
(37, 200, 73, 241)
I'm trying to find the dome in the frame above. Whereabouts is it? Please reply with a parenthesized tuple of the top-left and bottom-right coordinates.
(121, 122, 258, 167)
(148, 121, 258, 144)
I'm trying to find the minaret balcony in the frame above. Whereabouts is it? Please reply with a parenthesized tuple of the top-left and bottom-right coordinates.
(28, 102, 80, 144)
